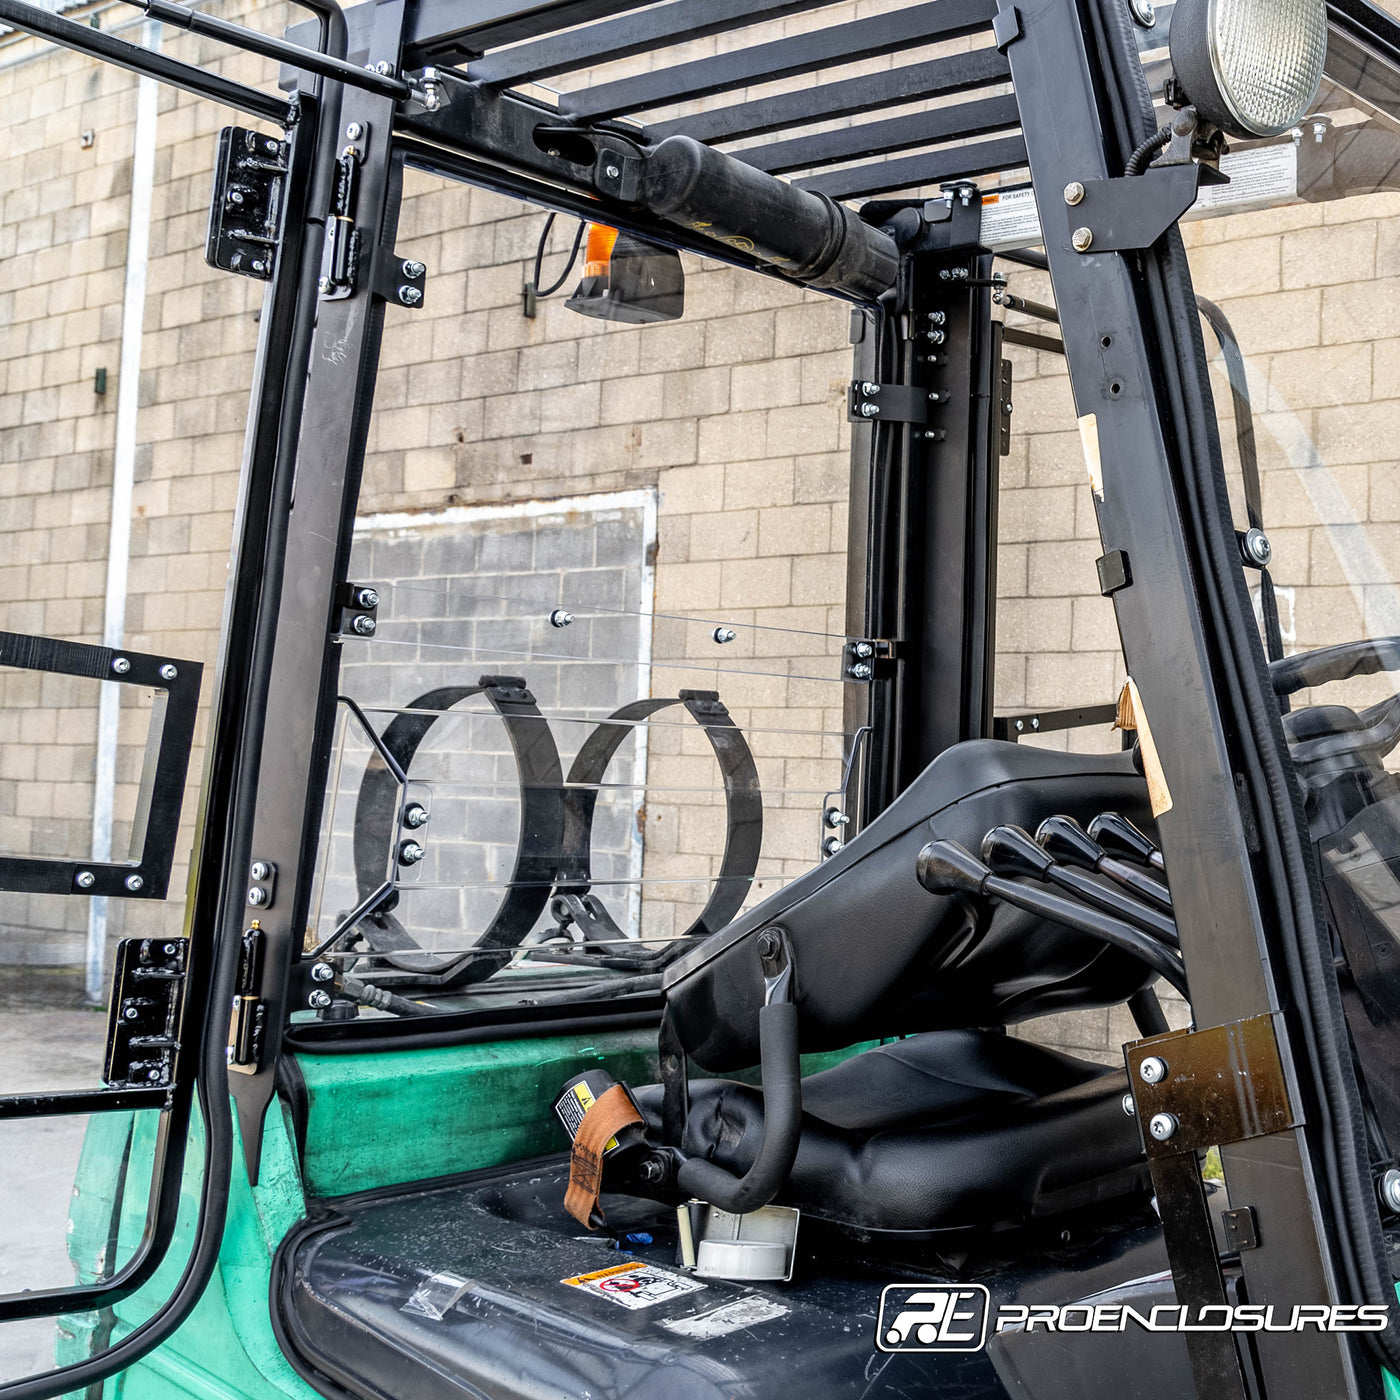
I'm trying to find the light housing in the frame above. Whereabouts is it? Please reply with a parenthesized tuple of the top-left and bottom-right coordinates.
(1169, 0, 1327, 138)
(564, 225, 685, 324)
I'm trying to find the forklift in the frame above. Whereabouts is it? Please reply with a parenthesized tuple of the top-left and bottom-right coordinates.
(4, 0, 1400, 1395)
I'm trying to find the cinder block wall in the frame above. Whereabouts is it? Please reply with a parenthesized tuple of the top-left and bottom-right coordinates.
(2, 3, 1395, 1068)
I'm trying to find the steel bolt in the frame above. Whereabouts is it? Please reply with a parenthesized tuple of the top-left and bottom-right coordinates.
(401, 260, 426, 279)
(1380, 1168, 1400, 1213)
(1121, 1093, 1136, 1116)
(858, 381, 880, 395)
(399, 840, 426, 866)
(351, 614, 377, 636)
(756, 929, 781, 959)
(1242, 527, 1272, 567)
(639, 1155, 668, 1185)
(1148, 1112, 1178, 1142)
(1139, 1055, 1169, 1084)
(1072, 227, 1094, 252)
(858, 402, 880, 417)
(125, 874, 143, 892)
(250, 861, 271, 881)
(308, 988, 333, 1009)
(311, 961, 335, 982)
(251, 260, 266, 275)
(850, 661, 873, 680)
(822, 836, 844, 857)
(345, 122, 363, 140)
(549, 608, 574, 628)
(247, 886, 267, 907)
(403, 802, 429, 829)
(318, 276, 332, 295)
(112, 657, 130, 675)
(164, 944, 176, 955)
(124, 1006, 139, 1020)
(712, 627, 736, 644)
(1312, 119, 1329, 143)
(159, 663, 177, 681)
(922, 429, 946, 442)
(227, 189, 245, 207)
(147, 1068, 162, 1082)
(928, 310, 947, 326)
(374, 60, 394, 75)
(824, 807, 850, 828)
(1128, 0, 1155, 25)
(605, 164, 621, 179)
(854, 642, 874, 658)
(397, 285, 423, 306)
(1064, 181, 1085, 206)
(355, 586, 380, 609)
(925, 328, 945, 344)
(76, 870, 96, 889)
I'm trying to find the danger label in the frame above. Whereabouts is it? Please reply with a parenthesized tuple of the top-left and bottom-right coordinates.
(561, 1261, 707, 1311)
(555, 1081, 621, 1153)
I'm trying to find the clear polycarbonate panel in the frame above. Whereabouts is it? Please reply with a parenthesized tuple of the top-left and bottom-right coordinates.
(309, 499, 858, 984)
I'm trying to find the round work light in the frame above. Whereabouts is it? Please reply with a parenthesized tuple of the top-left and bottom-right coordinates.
(1169, 0, 1328, 138)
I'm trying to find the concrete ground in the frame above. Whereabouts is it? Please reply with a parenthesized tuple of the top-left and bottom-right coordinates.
(0, 983, 109, 1382)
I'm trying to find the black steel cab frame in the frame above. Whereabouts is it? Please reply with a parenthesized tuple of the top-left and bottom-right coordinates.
(6, 0, 1400, 1398)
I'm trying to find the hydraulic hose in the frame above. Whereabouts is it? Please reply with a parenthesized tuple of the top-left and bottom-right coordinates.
(676, 999, 803, 1214)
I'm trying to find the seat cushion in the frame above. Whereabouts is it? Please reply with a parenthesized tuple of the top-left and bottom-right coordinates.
(636, 1029, 1147, 1234)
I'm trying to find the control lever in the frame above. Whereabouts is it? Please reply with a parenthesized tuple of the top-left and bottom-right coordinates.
(981, 825, 1178, 948)
(1037, 815, 1172, 913)
(917, 839, 1189, 998)
(675, 927, 802, 1214)
(1088, 811, 1165, 872)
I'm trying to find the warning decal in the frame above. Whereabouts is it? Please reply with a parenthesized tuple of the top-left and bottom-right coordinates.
(561, 1260, 707, 1311)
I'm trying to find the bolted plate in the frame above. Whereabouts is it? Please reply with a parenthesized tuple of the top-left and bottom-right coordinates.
(1125, 1014, 1295, 1158)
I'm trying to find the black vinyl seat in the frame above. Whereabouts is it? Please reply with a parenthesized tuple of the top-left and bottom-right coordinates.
(635, 1030, 1146, 1235)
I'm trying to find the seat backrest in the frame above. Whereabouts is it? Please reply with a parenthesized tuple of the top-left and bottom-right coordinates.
(664, 739, 1156, 1071)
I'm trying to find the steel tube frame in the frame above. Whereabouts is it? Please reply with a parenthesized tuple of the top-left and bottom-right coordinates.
(0, 0, 293, 124)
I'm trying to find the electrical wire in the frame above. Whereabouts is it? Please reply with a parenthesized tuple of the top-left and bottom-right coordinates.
(531, 212, 586, 298)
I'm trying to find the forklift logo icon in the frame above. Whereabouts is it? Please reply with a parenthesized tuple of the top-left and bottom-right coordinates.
(876, 1285, 991, 1353)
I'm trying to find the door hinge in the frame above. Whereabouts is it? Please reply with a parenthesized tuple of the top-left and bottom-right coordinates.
(103, 938, 187, 1089)
(205, 127, 289, 281)
(227, 922, 267, 1076)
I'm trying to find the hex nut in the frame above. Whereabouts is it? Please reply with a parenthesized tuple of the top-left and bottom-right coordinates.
(351, 614, 377, 636)
(308, 988, 333, 1009)
(402, 803, 429, 829)
(311, 962, 335, 982)
(1064, 181, 1086, 205)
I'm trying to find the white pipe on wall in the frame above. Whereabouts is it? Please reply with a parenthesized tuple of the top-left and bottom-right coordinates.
(86, 28, 159, 1005)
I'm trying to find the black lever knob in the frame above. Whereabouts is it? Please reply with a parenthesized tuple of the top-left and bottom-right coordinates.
(1089, 811, 1164, 870)
(982, 825, 1054, 880)
(1036, 814, 1104, 871)
(917, 839, 992, 896)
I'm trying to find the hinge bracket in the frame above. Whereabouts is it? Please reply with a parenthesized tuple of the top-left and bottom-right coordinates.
(103, 938, 187, 1088)
(847, 381, 929, 425)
